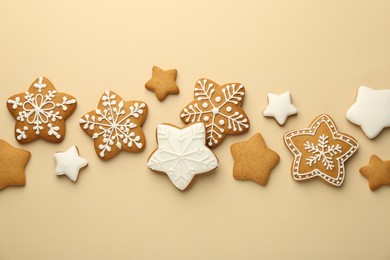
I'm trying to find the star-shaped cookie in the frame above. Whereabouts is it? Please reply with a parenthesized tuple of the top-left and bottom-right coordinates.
(180, 78, 250, 148)
(231, 133, 280, 186)
(284, 114, 359, 187)
(147, 123, 219, 191)
(263, 92, 298, 125)
(346, 86, 390, 139)
(0, 139, 31, 190)
(7, 77, 77, 143)
(54, 146, 88, 182)
(360, 155, 390, 191)
(145, 66, 179, 101)
(79, 90, 148, 160)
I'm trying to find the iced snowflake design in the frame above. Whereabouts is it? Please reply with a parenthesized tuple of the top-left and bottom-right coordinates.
(6, 77, 77, 143)
(180, 79, 250, 148)
(304, 134, 342, 170)
(284, 114, 359, 187)
(147, 123, 218, 190)
(79, 90, 147, 160)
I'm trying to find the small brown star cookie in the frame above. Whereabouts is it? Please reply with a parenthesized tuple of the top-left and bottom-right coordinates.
(231, 133, 280, 186)
(284, 114, 359, 187)
(145, 66, 179, 101)
(6, 76, 77, 143)
(0, 139, 31, 190)
(360, 155, 390, 191)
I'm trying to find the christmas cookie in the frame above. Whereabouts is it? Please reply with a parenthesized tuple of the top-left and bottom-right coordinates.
(346, 86, 390, 139)
(180, 78, 250, 148)
(284, 114, 358, 187)
(360, 155, 390, 191)
(7, 77, 77, 143)
(79, 90, 148, 160)
(145, 66, 179, 101)
(0, 139, 31, 190)
(263, 91, 298, 125)
(231, 133, 280, 186)
(54, 146, 88, 182)
(147, 123, 219, 191)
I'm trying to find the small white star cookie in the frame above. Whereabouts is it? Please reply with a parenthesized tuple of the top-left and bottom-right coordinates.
(263, 91, 298, 125)
(147, 123, 219, 191)
(54, 146, 88, 182)
(346, 86, 390, 139)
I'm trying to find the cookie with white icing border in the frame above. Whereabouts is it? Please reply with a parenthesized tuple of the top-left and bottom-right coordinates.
(147, 123, 219, 191)
(180, 78, 250, 148)
(79, 90, 148, 161)
(7, 77, 77, 143)
(284, 114, 358, 187)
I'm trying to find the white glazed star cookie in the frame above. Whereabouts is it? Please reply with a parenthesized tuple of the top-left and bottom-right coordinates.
(346, 86, 390, 139)
(147, 123, 219, 191)
(263, 91, 298, 125)
(54, 146, 88, 182)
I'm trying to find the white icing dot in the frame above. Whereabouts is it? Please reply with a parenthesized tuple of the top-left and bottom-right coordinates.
(215, 96, 221, 102)
(218, 120, 225, 126)
(202, 102, 208, 108)
(226, 106, 232, 112)
(204, 116, 210, 121)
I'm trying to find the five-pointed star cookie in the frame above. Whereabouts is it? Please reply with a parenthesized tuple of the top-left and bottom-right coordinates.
(79, 90, 148, 160)
(145, 66, 179, 101)
(54, 146, 88, 182)
(231, 133, 280, 186)
(263, 91, 298, 125)
(7, 77, 77, 143)
(147, 123, 219, 191)
(284, 114, 359, 187)
(360, 155, 390, 191)
(346, 86, 390, 139)
(0, 139, 31, 190)
(180, 78, 250, 148)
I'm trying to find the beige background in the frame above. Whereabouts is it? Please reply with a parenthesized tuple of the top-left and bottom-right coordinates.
(0, 0, 389, 259)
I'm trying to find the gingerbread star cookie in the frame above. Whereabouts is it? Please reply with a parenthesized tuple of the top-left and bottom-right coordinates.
(0, 139, 31, 190)
(284, 114, 359, 186)
(360, 155, 390, 191)
(231, 133, 280, 186)
(145, 66, 179, 101)
(147, 123, 219, 191)
(79, 90, 148, 160)
(180, 78, 250, 148)
(7, 77, 77, 143)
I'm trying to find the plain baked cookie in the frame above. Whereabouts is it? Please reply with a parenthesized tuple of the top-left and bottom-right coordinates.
(231, 133, 280, 186)
(180, 78, 250, 148)
(145, 66, 179, 101)
(0, 139, 31, 190)
(360, 155, 390, 191)
(284, 114, 358, 187)
(79, 90, 148, 161)
(7, 77, 77, 143)
(147, 123, 219, 191)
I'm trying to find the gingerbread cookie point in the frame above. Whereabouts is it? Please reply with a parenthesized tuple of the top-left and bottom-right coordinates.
(79, 90, 148, 161)
(145, 66, 179, 101)
(147, 123, 219, 191)
(360, 155, 390, 191)
(231, 133, 280, 186)
(0, 139, 31, 190)
(7, 77, 77, 143)
(284, 114, 358, 187)
(180, 78, 250, 148)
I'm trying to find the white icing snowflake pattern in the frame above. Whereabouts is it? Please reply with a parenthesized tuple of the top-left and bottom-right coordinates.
(180, 79, 250, 148)
(7, 78, 77, 141)
(79, 90, 146, 159)
(304, 134, 342, 170)
(147, 123, 218, 190)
